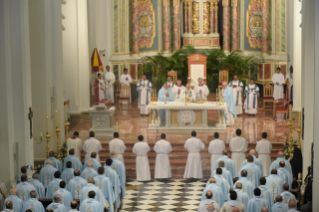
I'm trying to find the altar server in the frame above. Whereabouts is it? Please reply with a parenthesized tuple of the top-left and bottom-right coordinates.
(83, 152, 102, 171)
(46, 194, 68, 212)
(234, 170, 254, 199)
(53, 181, 72, 210)
(132, 135, 151, 181)
(201, 177, 224, 207)
(256, 132, 272, 176)
(61, 161, 74, 185)
(110, 152, 126, 198)
(158, 83, 175, 122)
(39, 160, 57, 188)
(166, 76, 175, 88)
(44, 151, 63, 172)
(212, 161, 233, 189)
(229, 129, 248, 176)
(281, 183, 296, 205)
(104, 159, 121, 207)
(154, 133, 172, 179)
(277, 161, 293, 189)
(17, 174, 36, 201)
(272, 195, 289, 212)
(184, 131, 205, 178)
(269, 151, 292, 175)
(228, 183, 249, 209)
(137, 73, 152, 115)
(220, 81, 237, 125)
(172, 79, 185, 101)
(241, 149, 263, 174)
(80, 178, 109, 208)
(3, 188, 23, 212)
(79, 191, 105, 212)
(209, 133, 225, 173)
(46, 171, 62, 199)
(30, 174, 45, 199)
(243, 79, 259, 115)
(238, 155, 262, 187)
(94, 167, 115, 212)
(104, 65, 116, 103)
(220, 191, 245, 212)
(198, 190, 220, 212)
(228, 74, 244, 115)
(83, 131, 103, 162)
(266, 169, 284, 200)
(258, 177, 274, 210)
(272, 67, 285, 100)
(63, 148, 83, 171)
(21, 191, 45, 212)
(246, 188, 269, 212)
(109, 132, 126, 163)
(194, 78, 210, 101)
(214, 150, 236, 178)
(81, 161, 98, 180)
(94, 73, 106, 105)
(68, 170, 88, 199)
(66, 131, 83, 160)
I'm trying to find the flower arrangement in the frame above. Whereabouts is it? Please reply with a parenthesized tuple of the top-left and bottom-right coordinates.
(283, 140, 298, 159)
(60, 141, 68, 162)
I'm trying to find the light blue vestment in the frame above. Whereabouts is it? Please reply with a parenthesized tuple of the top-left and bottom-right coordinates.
(39, 164, 58, 188)
(246, 196, 269, 212)
(94, 175, 115, 212)
(111, 158, 126, 198)
(227, 189, 249, 209)
(46, 178, 62, 198)
(22, 198, 45, 212)
(44, 157, 63, 172)
(46, 202, 68, 212)
(280, 191, 296, 205)
(222, 86, 237, 118)
(201, 184, 223, 207)
(80, 183, 108, 208)
(258, 185, 274, 209)
(104, 165, 121, 207)
(83, 158, 102, 171)
(63, 155, 83, 171)
(81, 168, 98, 180)
(30, 179, 45, 198)
(214, 155, 236, 178)
(228, 80, 243, 106)
(3, 195, 23, 212)
(269, 157, 292, 175)
(272, 202, 289, 212)
(238, 163, 262, 188)
(157, 87, 174, 121)
(61, 168, 75, 185)
(212, 167, 233, 189)
(233, 177, 254, 198)
(278, 168, 293, 189)
(265, 174, 284, 200)
(16, 182, 36, 202)
(67, 176, 88, 199)
(241, 155, 264, 176)
(211, 175, 229, 203)
(79, 198, 104, 212)
(54, 188, 73, 210)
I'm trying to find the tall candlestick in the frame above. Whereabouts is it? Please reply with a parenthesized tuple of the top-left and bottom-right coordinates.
(55, 110, 58, 126)
(46, 116, 49, 132)
(65, 104, 68, 121)
(299, 111, 301, 127)
(289, 105, 292, 121)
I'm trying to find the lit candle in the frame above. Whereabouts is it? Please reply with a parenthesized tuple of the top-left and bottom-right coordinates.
(55, 110, 58, 126)
(65, 104, 68, 121)
(46, 116, 49, 132)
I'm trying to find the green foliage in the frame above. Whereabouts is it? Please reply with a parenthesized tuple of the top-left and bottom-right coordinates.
(60, 141, 68, 162)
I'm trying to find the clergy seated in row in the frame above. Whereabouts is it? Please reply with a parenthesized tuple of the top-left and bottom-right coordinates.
(82, 161, 98, 180)
(16, 166, 34, 184)
(201, 177, 224, 207)
(258, 177, 274, 210)
(3, 188, 23, 212)
(83, 132, 103, 162)
(158, 83, 174, 123)
(94, 167, 115, 212)
(287, 199, 298, 212)
(277, 161, 293, 189)
(214, 150, 236, 179)
(21, 190, 45, 212)
(243, 79, 259, 116)
(172, 80, 185, 101)
(211, 168, 230, 202)
(209, 132, 225, 173)
(44, 151, 63, 172)
(266, 169, 284, 200)
(269, 151, 292, 175)
(229, 129, 248, 176)
(228, 74, 244, 115)
(137, 73, 152, 116)
(30, 173, 45, 198)
(154, 133, 172, 179)
(212, 161, 233, 189)
(104, 159, 121, 207)
(80, 191, 105, 212)
(184, 131, 205, 179)
(66, 131, 83, 160)
(272, 67, 285, 100)
(110, 152, 126, 198)
(132, 135, 151, 181)
(64, 148, 83, 172)
(80, 178, 109, 209)
(53, 181, 72, 210)
(194, 78, 209, 101)
(17, 174, 36, 201)
(46, 171, 62, 199)
(61, 161, 74, 185)
(238, 155, 263, 188)
(271, 195, 289, 212)
(281, 183, 296, 206)
(228, 183, 249, 210)
(234, 170, 254, 199)
(220, 191, 245, 212)
(46, 194, 68, 212)
(68, 170, 88, 199)
(256, 132, 272, 176)
(246, 188, 269, 212)
(220, 82, 237, 125)
(109, 132, 126, 163)
(39, 160, 57, 188)
(198, 190, 220, 212)
(241, 149, 263, 174)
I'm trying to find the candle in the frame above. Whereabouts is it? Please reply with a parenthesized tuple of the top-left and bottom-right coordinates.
(55, 110, 58, 126)
(65, 104, 68, 121)
(46, 116, 49, 132)
(116, 122, 119, 131)
(289, 105, 292, 121)
(93, 125, 95, 132)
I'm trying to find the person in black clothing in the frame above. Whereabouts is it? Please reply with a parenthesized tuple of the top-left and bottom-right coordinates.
(289, 146, 303, 180)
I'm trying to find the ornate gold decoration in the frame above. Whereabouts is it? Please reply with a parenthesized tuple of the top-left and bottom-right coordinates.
(46, 132, 51, 158)
(138, 0, 156, 48)
(192, 2, 200, 34)
(55, 126, 62, 160)
(246, 0, 263, 48)
(203, 2, 210, 34)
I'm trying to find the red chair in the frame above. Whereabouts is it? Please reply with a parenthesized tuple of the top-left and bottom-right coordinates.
(274, 81, 290, 120)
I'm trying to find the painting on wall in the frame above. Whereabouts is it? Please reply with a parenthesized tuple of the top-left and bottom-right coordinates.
(246, 0, 263, 49)
(138, 0, 156, 48)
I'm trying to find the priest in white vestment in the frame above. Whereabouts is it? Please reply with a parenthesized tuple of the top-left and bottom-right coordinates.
(194, 78, 209, 101)
(269, 151, 292, 175)
(229, 129, 248, 176)
(241, 149, 263, 174)
(166, 76, 175, 88)
(132, 135, 151, 181)
(93, 73, 106, 105)
(220, 82, 237, 125)
(228, 183, 249, 209)
(66, 131, 83, 160)
(198, 190, 220, 212)
(258, 177, 274, 210)
(137, 74, 152, 115)
(272, 67, 285, 100)
(243, 79, 259, 115)
(208, 132, 225, 174)
(83, 131, 102, 162)
(220, 191, 245, 212)
(272, 195, 289, 212)
(256, 132, 272, 176)
(183, 131, 205, 178)
(214, 150, 236, 178)
(172, 80, 185, 101)
(211, 161, 233, 189)
(201, 178, 224, 207)
(228, 74, 243, 115)
(234, 170, 254, 198)
(119, 68, 133, 103)
(286, 66, 293, 103)
(104, 66, 116, 103)
(109, 132, 126, 163)
(182, 84, 195, 102)
(154, 133, 172, 178)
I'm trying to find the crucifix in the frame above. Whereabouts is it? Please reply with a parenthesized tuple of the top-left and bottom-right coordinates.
(28, 107, 33, 139)
(75, 185, 81, 199)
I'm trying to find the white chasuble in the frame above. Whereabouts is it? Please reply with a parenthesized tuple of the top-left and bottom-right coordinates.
(194, 84, 210, 101)
(243, 84, 259, 114)
(137, 80, 152, 115)
(172, 85, 185, 102)
(272, 73, 285, 100)
(104, 71, 116, 103)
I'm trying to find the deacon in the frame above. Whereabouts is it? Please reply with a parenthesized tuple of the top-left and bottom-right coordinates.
(104, 159, 121, 207)
(172, 79, 185, 101)
(220, 191, 245, 212)
(17, 174, 36, 201)
(266, 169, 284, 200)
(93, 73, 106, 105)
(83, 152, 102, 171)
(132, 135, 151, 181)
(3, 188, 23, 212)
(280, 183, 296, 205)
(243, 79, 259, 116)
(214, 150, 236, 179)
(183, 84, 195, 102)
(198, 190, 220, 212)
(53, 181, 72, 210)
(258, 177, 274, 210)
(104, 65, 116, 103)
(46, 194, 68, 212)
(79, 191, 105, 212)
(81, 161, 98, 180)
(154, 133, 172, 178)
(241, 149, 263, 174)
(158, 83, 174, 122)
(68, 170, 88, 199)
(194, 78, 209, 101)
(201, 177, 224, 207)
(44, 151, 63, 172)
(137, 73, 152, 116)
(212, 161, 233, 189)
(30, 174, 45, 198)
(256, 132, 272, 176)
(220, 81, 237, 125)
(238, 155, 262, 187)
(277, 162, 293, 189)
(234, 170, 254, 198)
(271, 195, 289, 212)
(228, 183, 249, 210)
(61, 161, 74, 185)
(45, 171, 62, 199)
(21, 191, 45, 212)
(39, 160, 57, 188)
(246, 188, 269, 212)
(166, 75, 175, 88)
(80, 178, 108, 208)
(110, 152, 126, 198)
(272, 67, 285, 100)
(63, 148, 83, 171)
(119, 68, 133, 103)
(109, 132, 126, 163)
(208, 132, 225, 174)
(229, 129, 248, 176)
(83, 131, 103, 162)
(228, 74, 244, 115)
(269, 151, 292, 175)
(183, 131, 205, 178)
(286, 65, 293, 103)
(66, 131, 83, 160)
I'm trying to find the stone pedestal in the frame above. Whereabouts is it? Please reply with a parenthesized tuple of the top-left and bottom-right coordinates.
(89, 106, 115, 137)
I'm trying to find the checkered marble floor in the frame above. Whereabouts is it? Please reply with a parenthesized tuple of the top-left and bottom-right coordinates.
(121, 179, 207, 212)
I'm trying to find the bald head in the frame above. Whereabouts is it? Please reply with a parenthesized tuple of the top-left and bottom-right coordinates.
(205, 190, 213, 199)
(277, 151, 284, 157)
(10, 188, 17, 195)
(261, 207, 268, 212)
(46, 160, 53, 165)
(87, 161, 94, 168)
(249, 149, 256, 155)
(288, 199, 296, 209)
(232, 207, 240, 212)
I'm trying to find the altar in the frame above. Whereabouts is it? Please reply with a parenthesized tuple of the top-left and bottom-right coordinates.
(147, 102, 228, 132)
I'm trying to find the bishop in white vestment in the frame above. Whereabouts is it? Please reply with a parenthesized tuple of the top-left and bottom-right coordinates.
(183, 131, 205, 178)
(154, 134, 172, 178)
(172, 80, 185, 101)
(104, 66, 116, 103)
(243, 79, 259, 115)
(120, 68, 133, 103)
(256, 132, 272, 176)
(208, 132, 225, 174)
(272, 67, 285, 100)
(137, 74, 152, 115)
(194, 78, 209, 101)
(229, 129, 248, 176)
(228, 75, 243, 115)
(132, 135, 151, 181)
(109, 132, 126, 163)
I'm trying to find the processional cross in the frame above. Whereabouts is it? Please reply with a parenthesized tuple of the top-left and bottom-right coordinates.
(28, 107, 33, 139)
(53, 187, 58, 193)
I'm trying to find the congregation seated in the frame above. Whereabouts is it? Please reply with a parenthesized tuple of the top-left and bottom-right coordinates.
(220, 191, 245, 212)
(61, 161, 74, 185)
(53, 181, 72, 210)
(39, 160, 57, 188)
(46, 194, 68, 212)
(83, 152, 102, 171)
(68, 169, 88, 199)
(81, 161, 98, 180)
(22, 190, 45, 212)
(46, 171, 62, 199)
(234, 170, 254, 198)
(258, 177, 274, 210)
(228, 182, 249, 209)
(271, 195, 289, 212)
(198, 190, 220, 212)
(3, 188, 23, 212)
(246, 188, 269, 212)
(44, 151, 63, 172)
(238, 155, 262, 188)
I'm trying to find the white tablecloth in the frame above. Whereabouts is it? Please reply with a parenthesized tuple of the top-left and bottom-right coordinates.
(147, 101, 228, 110)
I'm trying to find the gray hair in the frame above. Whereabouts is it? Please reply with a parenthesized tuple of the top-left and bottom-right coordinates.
(30, 190, 37, 198)
(209, 177, 216, 184)
(53, 194, 61, 203)
(288, 199, 296, 208)
(249, 149, 256, 155)
(10, 188, 17, 195)
(222, 81, 227, 86)
(46, 160, 53, 165)
(33, 173, 39, 179)
(87, 161, 94, 168)
(87, 178, 95, 184)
